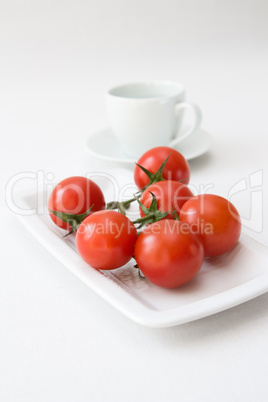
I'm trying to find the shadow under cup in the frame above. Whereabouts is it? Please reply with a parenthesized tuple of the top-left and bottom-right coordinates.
(106, 81, 188, 158)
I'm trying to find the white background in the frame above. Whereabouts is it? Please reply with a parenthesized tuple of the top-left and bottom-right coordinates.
(1, 0, 268, 401)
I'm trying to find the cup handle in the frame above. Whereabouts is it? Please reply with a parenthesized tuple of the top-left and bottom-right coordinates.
(169, 102, 202, 148)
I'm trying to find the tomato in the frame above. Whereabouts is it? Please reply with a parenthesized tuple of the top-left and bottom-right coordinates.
(48, 176, 105, 230)
(134, 220, 204, 288)
(180, 194, 241, 258)
(76, 210, 138, 270)
(134, 146, 190, 190)
(140, 180, 194, 219)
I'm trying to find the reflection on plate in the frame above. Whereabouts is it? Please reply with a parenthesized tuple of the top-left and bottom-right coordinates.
(16, 168, 268, 328)
(86, 126, 212, 165)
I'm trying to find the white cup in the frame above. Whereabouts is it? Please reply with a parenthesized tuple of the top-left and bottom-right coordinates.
(106, 80, 202, 158)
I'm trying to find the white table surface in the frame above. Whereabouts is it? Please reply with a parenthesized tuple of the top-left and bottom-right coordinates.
(1, 1, 268, 401)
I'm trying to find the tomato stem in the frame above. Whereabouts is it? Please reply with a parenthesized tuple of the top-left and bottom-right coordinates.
(106, 157, 172, 214)
(136, 155, 170, 189)
(132, 213, 158, 225)
(49, 205, 94, 236)
(131, 192, 169, 228)
(133, 263, 146, 279)
(106, 192, 142, 212)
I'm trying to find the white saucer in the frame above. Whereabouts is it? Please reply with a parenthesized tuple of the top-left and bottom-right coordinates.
(86, 126, 212, 165)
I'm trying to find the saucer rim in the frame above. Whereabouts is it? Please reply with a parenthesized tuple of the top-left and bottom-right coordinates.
(86, 126, 212, 164)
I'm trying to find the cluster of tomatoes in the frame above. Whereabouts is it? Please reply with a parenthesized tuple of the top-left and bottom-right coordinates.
(48, 146, 241, 289)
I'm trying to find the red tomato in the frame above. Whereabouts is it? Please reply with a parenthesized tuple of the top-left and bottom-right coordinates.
(180, 194, 241, 257)
(140, 180, 194, 219)
(76, 210, 138, 270)
(48, 176, 105, 230)
(135, 220, 204, 288)
(134, 146, 190, 190)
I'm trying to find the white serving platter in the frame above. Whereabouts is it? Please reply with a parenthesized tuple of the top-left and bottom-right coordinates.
(16, 170, 268, 328)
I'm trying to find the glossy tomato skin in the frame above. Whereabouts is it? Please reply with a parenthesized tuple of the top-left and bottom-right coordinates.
(134, 147, 190, 189)
(134, 146, 190, 190)
(48, 176, 105, 230)
(180, 194, 241, 258)
(140, 180, 194, 219)
(76, 210, 138, 270)
(135, 220, 204, 288)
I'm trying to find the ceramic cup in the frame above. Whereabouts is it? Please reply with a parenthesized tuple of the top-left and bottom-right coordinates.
(106, 80, 202, 158)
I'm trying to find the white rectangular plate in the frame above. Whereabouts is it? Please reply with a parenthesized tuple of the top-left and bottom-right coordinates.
(16, 174, 268, 328)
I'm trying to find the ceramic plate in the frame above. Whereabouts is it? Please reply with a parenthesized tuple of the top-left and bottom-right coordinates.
(86, 126, 212, 165)
(16, 169, 268, 328)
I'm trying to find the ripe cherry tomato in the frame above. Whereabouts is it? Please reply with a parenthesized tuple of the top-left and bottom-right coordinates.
(135, 220, 204, 288)
(48, 176, 105, 230)
(180, 194, 241, 257)
(140, 180, 194, 219)
(76, 210, 138, 270)
(134, 146, 190, 190)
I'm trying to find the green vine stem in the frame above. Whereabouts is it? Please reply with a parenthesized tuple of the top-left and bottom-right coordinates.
(106, 156, 170, 214)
